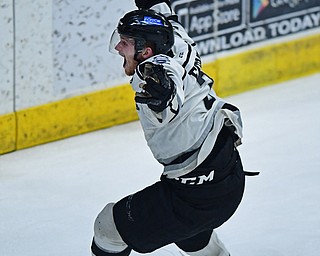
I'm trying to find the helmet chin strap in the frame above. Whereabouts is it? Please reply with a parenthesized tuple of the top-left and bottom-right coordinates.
(134, 51, 142, 63)
(134, 48, 150, 64)
(133, 38, 147, 63)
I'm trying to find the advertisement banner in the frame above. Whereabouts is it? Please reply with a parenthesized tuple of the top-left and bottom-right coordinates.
(172, 0, 245, 40)
(171, 0, 320, 56)
(250, 0, 319, 24)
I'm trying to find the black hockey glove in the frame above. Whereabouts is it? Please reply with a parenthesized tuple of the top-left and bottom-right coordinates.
(135, 0, 171, 10)
(135, 62, 175, 113)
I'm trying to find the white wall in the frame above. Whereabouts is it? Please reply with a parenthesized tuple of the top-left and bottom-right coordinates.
(1, 0, 319, 113)
(1, 0, 135, 112)
(14, 0, 54, 110)
(0, 1, 14, 115)
(51, 0, 134, 96)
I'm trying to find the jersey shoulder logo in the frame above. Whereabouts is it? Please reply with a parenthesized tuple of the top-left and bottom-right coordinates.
(152, 55, 170, 64)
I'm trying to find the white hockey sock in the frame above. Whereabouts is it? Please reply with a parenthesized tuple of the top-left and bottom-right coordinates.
(93, 203, 128, 253)
(185, 231, 230, 256)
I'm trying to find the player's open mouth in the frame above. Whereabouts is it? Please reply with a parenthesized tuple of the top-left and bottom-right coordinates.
(123, 58, 127, 68)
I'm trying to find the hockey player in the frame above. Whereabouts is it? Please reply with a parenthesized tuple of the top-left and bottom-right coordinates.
(91, 1, 245, 255)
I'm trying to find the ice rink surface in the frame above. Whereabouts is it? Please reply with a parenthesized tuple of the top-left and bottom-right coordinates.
(1, 73, 320, 256)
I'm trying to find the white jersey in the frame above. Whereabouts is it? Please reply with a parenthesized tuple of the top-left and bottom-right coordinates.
(130, 6, 243, 179)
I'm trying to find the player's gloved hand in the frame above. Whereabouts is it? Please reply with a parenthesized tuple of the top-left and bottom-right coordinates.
(135, 0, 171, 10)
(135, 62, 175, 112)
